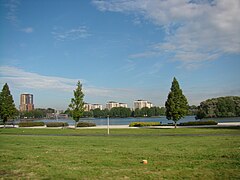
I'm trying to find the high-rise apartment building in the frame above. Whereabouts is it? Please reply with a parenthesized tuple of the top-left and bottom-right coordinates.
(134, 100, 153, 110)
(92, 104, 103, 110)
(106, 101, 128, 110)
(119, 103, 128, 108)
(106, 101, 119, 110)
(19, 94, 34, 112)
(84, 103, 103, 111)
(84, 103, 92, 111)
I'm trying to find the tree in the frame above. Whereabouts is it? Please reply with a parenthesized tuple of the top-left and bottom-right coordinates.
(19, 109, 46, 119)
(196, 96, 240, 119)
(0, 83, 17, 127)
(188, 105, 198, 116)
(148, 107, 156, 117)
(165, 77, 188, 128)
(159, 107, 166, 116)
(69, 81, 85, 127)
(102, 108, 110, 118)
(83, 111, 93, 118)
(92, 108, 103, 118)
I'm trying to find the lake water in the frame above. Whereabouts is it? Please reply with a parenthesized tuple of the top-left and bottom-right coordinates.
(35, 116, 240, 126)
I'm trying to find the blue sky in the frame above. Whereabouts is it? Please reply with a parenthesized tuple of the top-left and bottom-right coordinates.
(0, 0, 240, 110)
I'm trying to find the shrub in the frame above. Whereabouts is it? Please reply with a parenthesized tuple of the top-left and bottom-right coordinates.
(18, 122, 45, 127)
(179, 120, 218, 126)
(129, 122, 161, 127)
(46, 122, 69, 127)
(77, 122, 96, 127)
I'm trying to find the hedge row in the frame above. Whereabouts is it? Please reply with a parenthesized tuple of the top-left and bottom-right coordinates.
(46, 122, 69, 127)
(18, 122, 45, 127)
(129, 122, 161, 127)
(179, 120, 218, 126)
(77, 122, 96, 127)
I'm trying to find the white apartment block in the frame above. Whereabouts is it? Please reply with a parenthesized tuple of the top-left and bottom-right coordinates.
(84, 103, 103, 111)
(106, 101, 128, 110)
(92, 104, 103, 110)
(134, 100, 153, 109)
(119, 103, 128, 108)
(84, 103, 92, 111)
(106, 101, 119, 110)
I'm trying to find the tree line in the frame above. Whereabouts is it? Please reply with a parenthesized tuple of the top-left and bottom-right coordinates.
(19, 108, 55, 119)
(65, 106, 166, 118)
(196, 96, 240, 119)
(21, 105, 196, 119)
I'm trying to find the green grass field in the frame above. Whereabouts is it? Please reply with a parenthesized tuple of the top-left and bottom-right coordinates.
(0, 127, 240, 179)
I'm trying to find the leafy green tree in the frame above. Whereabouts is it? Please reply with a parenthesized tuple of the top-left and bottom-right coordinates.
(109, 107, 120, 117)
(69, 81, 85, 127)
(196, 96, 240, 119)
(47, 108, 55, 113)
(132, 108, 141, 117)
(141, 107, 149, 117)
(148, 107, 156, 117)
(92, 108, 103, 118)
(165, 77, 188, 128)
(188, 105, 198, 116)
(0, 83, 18, 127)
(102, 109, 110, 118)
(83, 111, 93, 118)
(20, 109, 46, 119)
(119, 107, 131, 118)
(159, 107, 166, 116)
(107, 107, 132, 118)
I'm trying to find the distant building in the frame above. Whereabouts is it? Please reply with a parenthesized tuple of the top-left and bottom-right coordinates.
(134, 100, 153, 110)
(19, 94, 34, 112)
(106, 101, 128, 110)
(84, 103, 103, 111)
(106, 101, 119, 110)
(119, 103, 128, 108)
(84, 103, 92, 111)
(92, 104, 103, 110)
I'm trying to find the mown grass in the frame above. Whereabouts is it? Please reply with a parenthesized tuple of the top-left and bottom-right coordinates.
(0, 128, 240, 179)
(0, 126, 240, 136)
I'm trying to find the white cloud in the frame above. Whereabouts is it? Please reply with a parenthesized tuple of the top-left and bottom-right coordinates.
(0, 66, 80, 92)
(21, 27, 34, 33)
(4, 0, 20, 25)
(93, 0, 240, 68)
(120, 60, 136, 72)
(4, 0, 35, 34)
(52, 26, 91, 41)
(0, 66, 133, 99)
(129, 51, 160, 59)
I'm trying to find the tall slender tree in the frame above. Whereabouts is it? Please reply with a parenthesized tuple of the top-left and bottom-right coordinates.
(0, 83, 17, 127)
(69, 81, 85, 127)
(165, 77, 188, 128)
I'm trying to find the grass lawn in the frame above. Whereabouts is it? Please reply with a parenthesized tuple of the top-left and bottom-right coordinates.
(0, 128, 240, 179)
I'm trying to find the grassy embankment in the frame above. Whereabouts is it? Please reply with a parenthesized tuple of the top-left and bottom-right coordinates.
(0, 128, 240, 179)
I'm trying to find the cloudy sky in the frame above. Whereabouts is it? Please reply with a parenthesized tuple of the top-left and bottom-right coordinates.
(0, 0, 239, 110)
